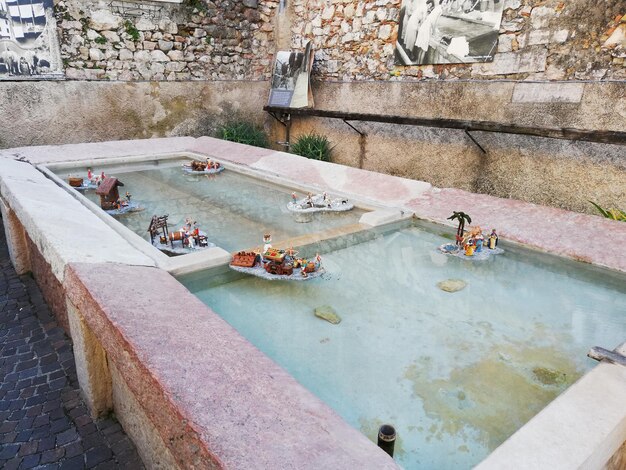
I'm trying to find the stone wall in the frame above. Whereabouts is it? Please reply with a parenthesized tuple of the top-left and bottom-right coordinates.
(51, 0, 626, 82)
(56, 0, 277, 80)
(291, 0, 625, 81)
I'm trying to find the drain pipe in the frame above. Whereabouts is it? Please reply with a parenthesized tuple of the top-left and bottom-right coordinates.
(377, 424, 396, 458)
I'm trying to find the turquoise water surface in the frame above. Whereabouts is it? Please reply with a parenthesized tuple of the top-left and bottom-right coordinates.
(58, 162, 364, 252)
(182, 225, 626, 469)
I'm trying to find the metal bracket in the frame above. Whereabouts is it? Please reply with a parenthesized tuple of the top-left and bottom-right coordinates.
(464, 129, 486, 154)
(343, 119, 366, 137)
(588, 346, 626, 367)
(267, 111, 290, 127)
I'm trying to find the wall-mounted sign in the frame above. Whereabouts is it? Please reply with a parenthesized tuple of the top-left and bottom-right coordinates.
(268, 41, 314, 109)
(0, 0, 62, 79)
(396, 0, 505, 65)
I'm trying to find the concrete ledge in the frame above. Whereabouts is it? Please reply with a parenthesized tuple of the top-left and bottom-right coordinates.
(64, 262, 398, 469)
(476, 343, 626, 470)
(0, 137, 196, 166)
(0, 158, 155, 281)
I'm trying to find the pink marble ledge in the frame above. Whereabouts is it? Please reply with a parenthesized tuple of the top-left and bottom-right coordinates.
(0, 137, 196, 165)
(64, 262, 398, 470)
(407, 188, 626, 273)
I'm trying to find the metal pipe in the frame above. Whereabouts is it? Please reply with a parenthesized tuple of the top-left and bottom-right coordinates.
(377, 424, 396, 458)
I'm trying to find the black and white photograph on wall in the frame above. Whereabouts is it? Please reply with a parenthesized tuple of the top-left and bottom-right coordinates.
(0, 0, 62, 79)
(395, 0, 505, 65)
(268, 41, 314, 108)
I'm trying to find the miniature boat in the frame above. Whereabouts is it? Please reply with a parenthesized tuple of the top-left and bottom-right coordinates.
(230, 247, 324, 281)
(68, 177, 98, 191)
(68, 169, 108, 191)
(104, 201, 144, 216)
(148, 215, 214, 254)
(182, 159, 224, 175)
(438, 223, 503, 260)
(287, 192, 353, 213)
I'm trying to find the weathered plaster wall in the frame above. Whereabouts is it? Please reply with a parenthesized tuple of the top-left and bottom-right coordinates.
(0, 81, 268, 148)
(291, 0, 625, 81)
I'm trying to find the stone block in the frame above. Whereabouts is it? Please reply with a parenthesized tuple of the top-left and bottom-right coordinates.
(158, 40, 174, 52)
(378, 24, 392, 40)
(530, 5, 552, 29)
(101, 31, 120, 43)
(136, 18, 155, 31)
(118, 49, 133, 61)
(89, 10, 122, 31)
(471, 47, 547, 75)
(0, 198, 31, 275)
(88, 48, 103, 61)
(511, 83, 585, 103)
(159, 19, 178, 34)
(528, 29, 550, 45)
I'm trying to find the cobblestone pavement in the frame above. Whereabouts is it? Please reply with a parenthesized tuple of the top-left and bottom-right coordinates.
(0, 233, 145, 469)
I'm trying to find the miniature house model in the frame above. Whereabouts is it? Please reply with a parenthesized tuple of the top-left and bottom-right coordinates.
(95, 177, 124, 210)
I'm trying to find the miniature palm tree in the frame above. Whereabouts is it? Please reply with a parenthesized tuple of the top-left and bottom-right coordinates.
(447, 211, 472, 246)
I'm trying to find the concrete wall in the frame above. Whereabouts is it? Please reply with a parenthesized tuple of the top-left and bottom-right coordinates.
(0, 80, 268, 148)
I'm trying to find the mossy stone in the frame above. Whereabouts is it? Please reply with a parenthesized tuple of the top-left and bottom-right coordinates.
(437, 279, 467, 293)
(314, 305, 341, 324)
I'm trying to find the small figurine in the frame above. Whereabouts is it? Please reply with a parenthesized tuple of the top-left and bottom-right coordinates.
(291, 192, 298, 204)
(100, 171, 106, 180)
(464, 239, 475, 256)
(306, 193, 313, 208)
(87, 168, 93, 180)
(263, 234, 272, 253)
(475, 230, 484, 253)
(489, 229, 498, 249)
(125, 191, 132, 202)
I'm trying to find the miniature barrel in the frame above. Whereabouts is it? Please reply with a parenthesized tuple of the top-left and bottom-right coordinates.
(377, 424, 396, 458)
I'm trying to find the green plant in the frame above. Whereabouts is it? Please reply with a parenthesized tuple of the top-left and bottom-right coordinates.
(185, 0, 207, 12)
(290, 133, 333, 162)
(94, 36, 107, 45)
(218, 122, 268, 148)
(589, 201, 626, 222)
(124, 20, 140, 42)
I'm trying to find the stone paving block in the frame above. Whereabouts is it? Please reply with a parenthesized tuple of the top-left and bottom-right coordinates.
(58, 455, 85, 470)
(17, 439, 38, 456)
(0, 442, 20, 459)
(20, 453, 41, 468)
(41, 447, 66, 464)
(85, 446, 112, 468)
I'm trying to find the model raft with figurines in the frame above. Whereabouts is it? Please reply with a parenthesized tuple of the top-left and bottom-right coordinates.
(230, 234, 324, 281)
(148, 215, 214, 254)
(438, 211, 503, 260)
(287, 191, 354, 213)
(182, 158, 224, 175)
(67, 169, 107, 191)
(95, 177, 144, 215)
